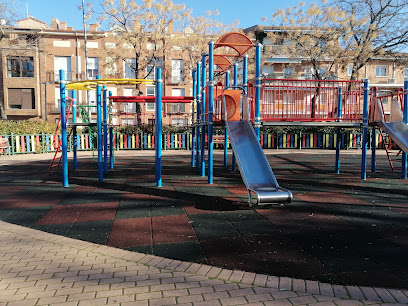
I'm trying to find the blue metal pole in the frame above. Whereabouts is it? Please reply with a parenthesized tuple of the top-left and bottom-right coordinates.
(361, 79, 369, 180)
(371, 128, 376, 172)
(402, 80, 408, 179)
(103, 86, 108, 174)
(96, 75, 103, 182)
(208, 42, 214, 184)
(195, 61, 201, 173)
(155, 67, 163, 187)
(200, 53, 207, 177)
(335, 87, 342, 174)
(109, 90, 114, 169)
(255, 43, 262, 140)
(370, 87, 377, 173)
(243, 55, 248, 119)
(224, 71, 229, 168)
(72, 90, 78, 170)
(191, 69, 196, 168)
(60, 69, 69, 187)
(231, 63, 238, 172)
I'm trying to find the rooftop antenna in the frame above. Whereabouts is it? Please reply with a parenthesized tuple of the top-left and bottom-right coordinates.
(26, 2, 29, 18)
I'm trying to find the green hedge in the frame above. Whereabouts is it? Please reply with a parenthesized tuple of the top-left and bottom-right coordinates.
(0, 119, 58, 135)
(0, 119, 362, 137)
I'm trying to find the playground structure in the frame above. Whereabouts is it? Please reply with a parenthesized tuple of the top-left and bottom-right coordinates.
(55, 31, 408, 206)
(189, 32, 408, 205)
(57, 72, 194, 188)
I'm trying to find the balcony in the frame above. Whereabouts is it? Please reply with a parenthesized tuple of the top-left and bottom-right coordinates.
(47, 103, 60, 114)
(46, 71, 87, 83)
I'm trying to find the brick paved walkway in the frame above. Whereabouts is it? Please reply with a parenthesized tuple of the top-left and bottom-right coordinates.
(1, 150, 408, 304)
(1, 220, 407, 305)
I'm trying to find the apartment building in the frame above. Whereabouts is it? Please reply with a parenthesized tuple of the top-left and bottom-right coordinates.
(0, 16, 193, 126)
(244, 25, 408, 84)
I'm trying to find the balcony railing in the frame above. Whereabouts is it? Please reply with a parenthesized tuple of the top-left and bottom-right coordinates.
(46, 71, 87, 82)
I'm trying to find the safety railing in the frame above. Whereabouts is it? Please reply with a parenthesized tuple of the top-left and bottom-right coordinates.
(261, 79, 364, 122)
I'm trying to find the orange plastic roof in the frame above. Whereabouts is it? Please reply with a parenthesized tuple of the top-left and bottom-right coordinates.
(213, 55, 232, 72)
(214, 32, 253, 56)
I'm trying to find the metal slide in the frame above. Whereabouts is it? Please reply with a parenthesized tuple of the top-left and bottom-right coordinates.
(378, 121, 408, 154)
(224, 93, 292, 205)
(375, 97, 408, 154)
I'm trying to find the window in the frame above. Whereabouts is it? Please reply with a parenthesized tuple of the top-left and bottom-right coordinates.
(87, 90, 97, 113)
(124, 58, 136, 78)
(404, 68, 408, 78)
(171, 118, 188, 126)
(146, 57, 163, 79)
(87, 57, 99, 78)
(105, 57, 117, 76)
(54, 56, 72, 80)
(146, 85, 155, 111)
(376, 65, 388, 77)
(8, 88, 35, 109)
(347, 63, 353, 76)
(318, 67, 327, 77)
(171, 59, 184, 83)
(170, 88, 185, 113)
(122, 118, 135, 125)
(170, 103, 185, 113)
(148, 118, 155, 125)
(123, 88, 136, 113)
(303, 66, 313, 79)
(54, 87, 73, 112)
(7, 56, 34, 77)
(284, 67, 294, 77)
(262, 65, 274, 77)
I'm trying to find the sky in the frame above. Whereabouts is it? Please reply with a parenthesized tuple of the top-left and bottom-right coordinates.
(20, 0, 312, 31)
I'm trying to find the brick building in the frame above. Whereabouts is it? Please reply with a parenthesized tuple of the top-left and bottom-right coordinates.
(0, 16, 193, 126)
(1, 19, 407, 125)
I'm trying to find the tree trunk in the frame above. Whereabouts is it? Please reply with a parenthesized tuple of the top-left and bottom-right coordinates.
(0, 102, 7, 120)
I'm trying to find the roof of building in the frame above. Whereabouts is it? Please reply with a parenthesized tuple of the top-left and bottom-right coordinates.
(16, 16, 50, 29)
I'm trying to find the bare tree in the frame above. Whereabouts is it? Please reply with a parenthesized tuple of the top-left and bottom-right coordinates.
(262, 1, 348, 80)
(335, 0, 408, 80)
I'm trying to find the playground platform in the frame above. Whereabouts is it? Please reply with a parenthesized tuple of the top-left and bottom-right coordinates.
(0, 150, 408, 304)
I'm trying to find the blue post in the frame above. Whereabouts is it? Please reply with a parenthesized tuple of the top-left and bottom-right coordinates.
(243, 54, 248, 117)
(72, 90, 78, 170)
(60, 69, 69, 187)
(361, 79, 369, 180)
(200, 53, 207, 177)
(231, 63, 238, 172)
(208, 41, 214, 184)
(195, 62, 201, 172)
(155, 67, 163, 187)
(402, 80, 408, 179)
(224, 71, 230, 168)
(96, 75, 103, 182)
(103, 87, 108, 174)
(109, 91, 114, 169)
(191, 69, 196, 168)
(371, 128, 376, 172)
(335, 87, 342, 174)
(255, 43, 262, 140)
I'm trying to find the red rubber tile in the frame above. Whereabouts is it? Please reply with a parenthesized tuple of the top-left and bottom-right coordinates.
(152, 214, 197, 244)
(0, 186, 26, 196)
(295, 191, 371, 205)
(36, 204, 87, 225)
(107, 218, 152, 248)
(76, 202, 119, 223)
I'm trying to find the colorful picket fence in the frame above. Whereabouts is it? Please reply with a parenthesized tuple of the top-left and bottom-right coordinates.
(0, 131, 387, 155)
(259, 132, 363, 149)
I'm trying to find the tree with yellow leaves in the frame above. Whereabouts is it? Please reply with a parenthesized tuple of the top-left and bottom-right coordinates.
(262, 0, 408, 81)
